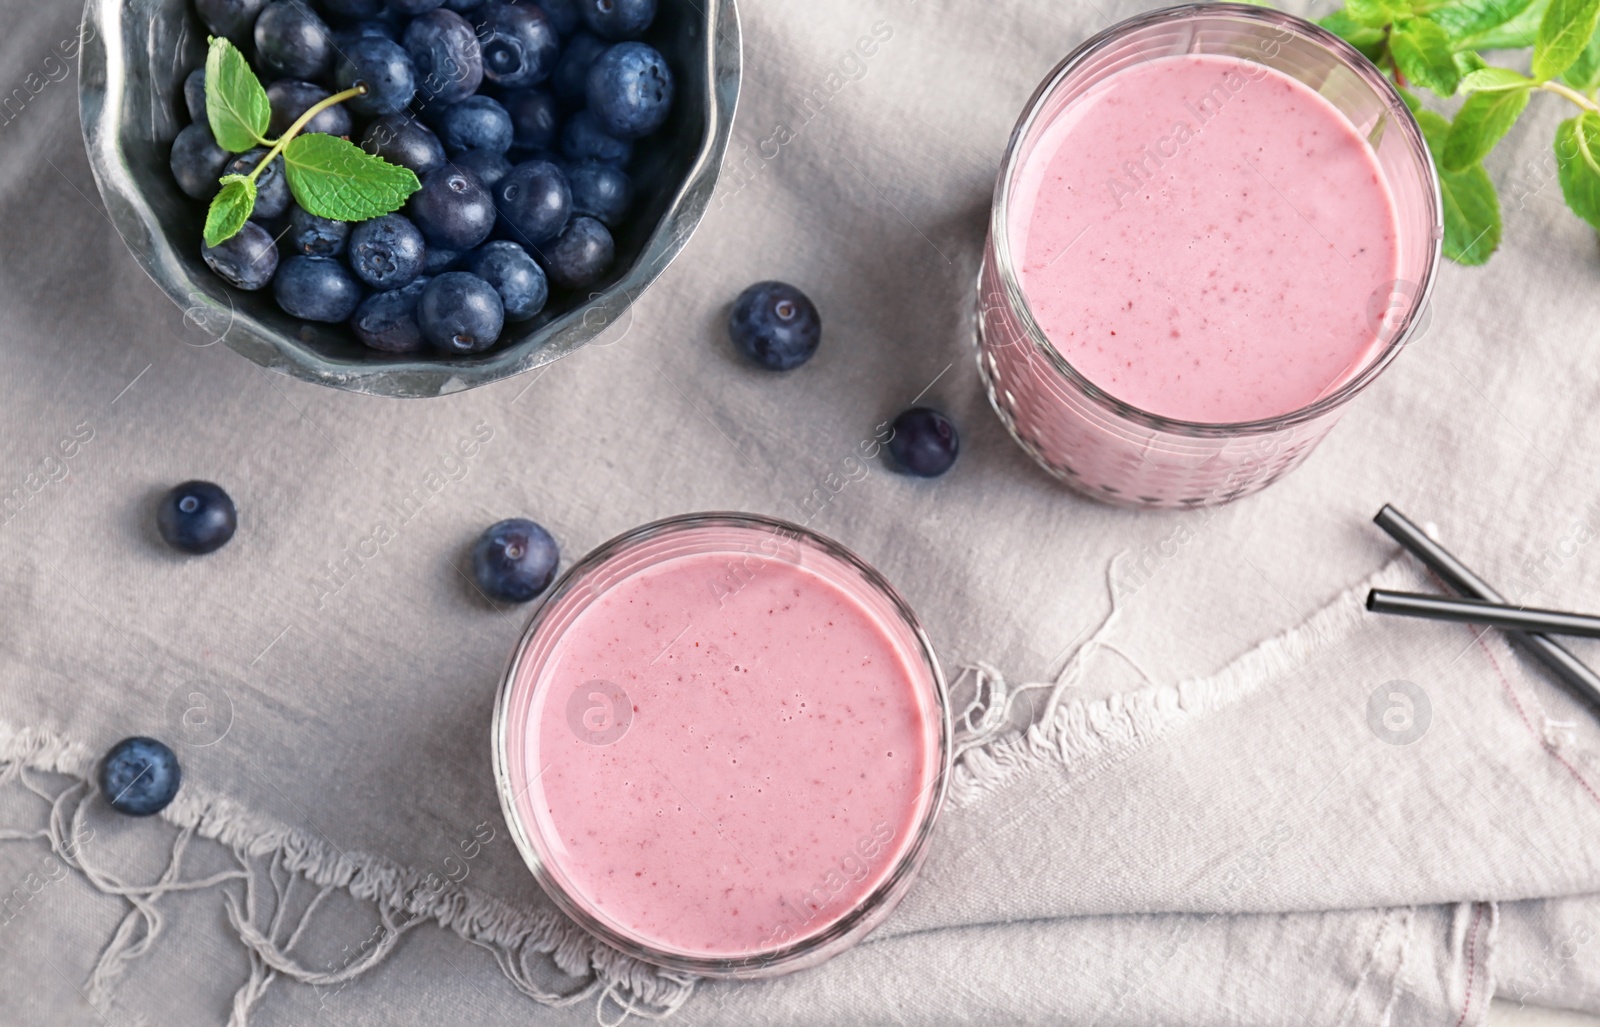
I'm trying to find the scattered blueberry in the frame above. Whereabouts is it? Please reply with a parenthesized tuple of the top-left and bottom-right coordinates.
(321, 0, 386, 17)
(195, 0, 269, 42)
(587, 42, 672, 138)
(538, 215, 612, 289)
(349, 213, 427, 290)
(887, 408, 960, 478)
(286, 205, 351, 257)
(273, 256, 364, 322)
(334, 16, 400, 43)
(436, 95, 513, 153)
(408, 166, 497, 249)
(493, 159, 571, 243)
(226, 149, 291, 220)
(419, 272, 505, 352)
(403, 8, 484, 107)
(183, 68, 207, 123)
(560, 109, 631, 164)
(361, 115, 447, 175)
(502, 87, 560, 151)
(578, 0, 656, 40)
(157, 480, 238, 555)
(336, 36, 418, 117)
(537, 0, 582, 35)
(254, 1, 334, 81)
(475, 2, 560, 88)
(202, 221, 280, 290)
(441, 0, 487, 11)
(469, 240, 548, 320)
(423, 245, 466, 273)
(170, 123, 231, 200)
(99, 738, 182, 817)
(728, 281, 821, 371)
(266, 79, 353, 138)
(389, 0, 446, 13)
(471, 517, 559, 602)
(551, 32, 607, 108)
(351, 276, 432, 352)
(563, 160, 630, 226)
(450, 148, 511, 188)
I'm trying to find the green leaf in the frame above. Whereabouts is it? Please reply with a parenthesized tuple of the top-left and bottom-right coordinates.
(1391, 17, 1464, 95)
(1463, 0, 1551, 47)
(1418, 108, 1503, 263)
(1397, 86, 1424, 112)
(1320, 9, 1389, 57)
(1554, 112, 1600, 230)
(1454, 49, 1491, 75)
(281, 133, 421, 221)
(203, 174, 256, 247)
(1561, 20, 1600, 86)
(1346, 0, 1402, 28)
(1428, 0, 1536, 42)
(204, 37, 271, 152)
(1460, 65, 1537, 89)
(1443, 86, 1531, 169)
(1532, 0, 1600, 79)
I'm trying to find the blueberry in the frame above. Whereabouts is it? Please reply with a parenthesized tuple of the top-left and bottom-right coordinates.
(501, 88, 559, 151)
(404, 8, 484, 107)
(563, 160, 630, 226)
(157, 480, 238, 554)
(273, 255, 364, 322)
(202, 221, 280, 290)
(492, 159, 570, 244)
(450, 147, 511, 188)
(170, 124, 230, 200)
(183, 68, 207, 124)
(471, 518, 559, 602)
(436, 95, 513, 153)
(423, 245, 465, 272)
(266, 80, 352, 138)
(442, 0, 487, 11)
(408, 166, 497, 249)
(388, 0, 445, 12)
(419, 272, 504, 352)
(468, 240, 548, 320)
(549, 32, 604, 110)
(887, 408, 960, 478)
(361, 115, 447, 175)
(254, 1, 334, 81)
(347, 214, 426, 290)
(536, 215, 612, 289)
(286, 204, 350, 257)
(99, 738, 182, 817)
(586, 42, 672, 138)
(475, 2, 560, 88)
(538, 0, 581, 34)
(226, 149, 290, 220)
(579, 0, 654, 39)
(333, 17, 400, 43)
(728, 281, 821, 370)
(195, 0, 269, 42)
(321, 0, 386, 18)
(560, 109, 631, 164)
(351, 276, 431, 351)
(336, 37, 418, 117)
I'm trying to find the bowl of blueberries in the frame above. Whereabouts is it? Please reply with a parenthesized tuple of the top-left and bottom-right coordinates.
(79, 0, 739, 397)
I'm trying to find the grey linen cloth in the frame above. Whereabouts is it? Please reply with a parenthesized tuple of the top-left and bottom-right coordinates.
(2, 0, 1600, 1023)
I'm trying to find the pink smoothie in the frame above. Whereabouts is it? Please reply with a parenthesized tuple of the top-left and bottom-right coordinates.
(510, 527, 943, 960)
(1008, 53, 1401, 423)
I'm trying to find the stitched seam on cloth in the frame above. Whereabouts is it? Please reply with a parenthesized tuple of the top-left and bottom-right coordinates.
(1475, 639, 1600, 813)
(948, 555, 1417, 808)
(1454, 902, 1485, 1027)
(0, 721, 696, 1023)
(1333, 908, 1398, 1027)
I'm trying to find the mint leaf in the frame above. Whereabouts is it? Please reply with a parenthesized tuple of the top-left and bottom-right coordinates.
(1443, 86, 1531, 169)
(1532, 0, 1600, 78)
(1391, 18, 1464, 95)
(204, 37, 270, 152)
(204, 174, 256, 247)
(282, 133, 421, 221)
(1555, 112, 1600, 230)
(1429, 0, 1536, 42)
(1460, 65, 1536, 88)
(1418, 109, 1503, 264)
(1346, 0, 1402, 28)
(1320, 9, 1389, 58)
(1463, 0, 1551, 47)
(1562, 20, 1600, 86)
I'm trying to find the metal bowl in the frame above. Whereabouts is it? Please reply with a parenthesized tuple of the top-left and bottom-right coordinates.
(78, 0, 740, 398)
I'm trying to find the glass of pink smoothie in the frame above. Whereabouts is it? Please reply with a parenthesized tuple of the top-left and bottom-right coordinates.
(493, 514, 950, 977)
(977, 4, 1441, 508)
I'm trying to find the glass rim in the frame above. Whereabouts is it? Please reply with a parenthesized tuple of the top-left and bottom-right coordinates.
(490, 511, 953, 978)
(988, 2, 1444, 438)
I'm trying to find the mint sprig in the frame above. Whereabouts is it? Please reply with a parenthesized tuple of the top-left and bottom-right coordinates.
(200, 37, 420, 247)
(1320, 0, 1600, 264)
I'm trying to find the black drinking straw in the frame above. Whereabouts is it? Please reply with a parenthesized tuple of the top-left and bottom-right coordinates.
(1368, 590, 1600, 640)
(1372, 505, 1600, 712)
